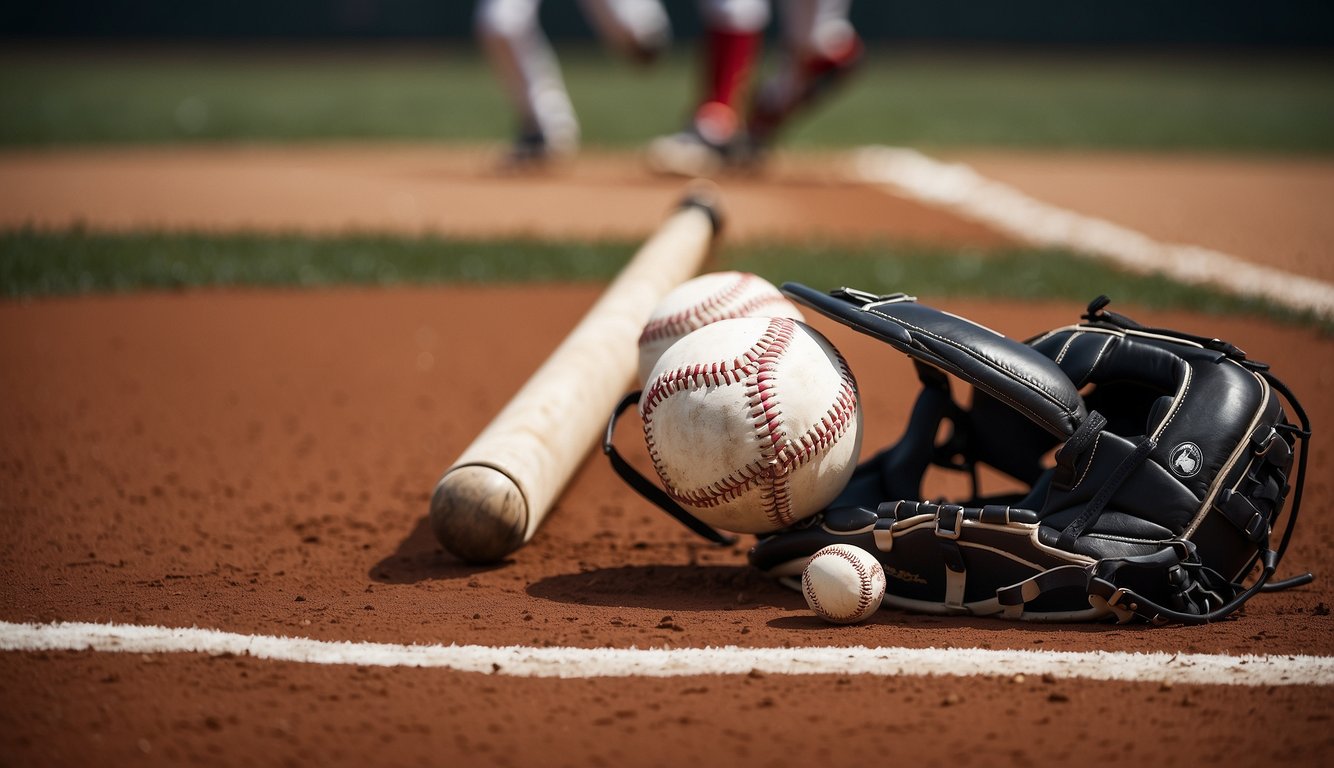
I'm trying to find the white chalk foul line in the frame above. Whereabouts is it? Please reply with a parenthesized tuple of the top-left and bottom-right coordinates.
(851, 146, 1334, 320)
(2, 620, 1331, 687)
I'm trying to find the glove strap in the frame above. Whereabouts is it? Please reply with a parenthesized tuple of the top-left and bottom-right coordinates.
(1052, 410, 1108, 490)
(1083, 295, 1250, 361)
(603, 392, 737, 547)
(1088, 547, 1280, 624)
(1260, 370, 1312, 569)
(1056, 435, 1156, 550)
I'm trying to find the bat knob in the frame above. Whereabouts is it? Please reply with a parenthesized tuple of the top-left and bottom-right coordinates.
(679, 179, 724, 235)
(429, 465, 529, 564)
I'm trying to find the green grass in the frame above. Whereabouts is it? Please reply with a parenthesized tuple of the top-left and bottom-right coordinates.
(791, 52, 1334, 153)
(1, 229, 1323, 332)
(1, 47, 1332, 152)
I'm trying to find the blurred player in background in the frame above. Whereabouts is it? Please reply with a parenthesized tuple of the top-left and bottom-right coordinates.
(475, 0, 672, 168)
(647, 0, 861, 176)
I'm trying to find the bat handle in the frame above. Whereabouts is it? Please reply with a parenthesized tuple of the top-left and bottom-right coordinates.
(429, 465, 528, 563)
(429, 186, 722, 564)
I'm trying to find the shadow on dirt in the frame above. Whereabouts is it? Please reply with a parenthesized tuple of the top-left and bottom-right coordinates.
(368, 515, 507, 584)
(526, 564, 804, 611)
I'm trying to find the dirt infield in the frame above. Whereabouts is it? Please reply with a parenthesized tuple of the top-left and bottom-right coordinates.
(1, 145, 1332, 766)
(0, 145, 1004, 246)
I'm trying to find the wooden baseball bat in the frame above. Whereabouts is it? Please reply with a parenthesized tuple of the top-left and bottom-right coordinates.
(429, 188, 723, 563)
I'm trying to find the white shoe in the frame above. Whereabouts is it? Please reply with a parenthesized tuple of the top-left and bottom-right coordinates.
(645, 102, 738, 177)
(645, 131, 727, 177)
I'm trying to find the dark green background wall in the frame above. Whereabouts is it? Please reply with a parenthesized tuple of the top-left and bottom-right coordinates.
(4, 0, 1332, 46)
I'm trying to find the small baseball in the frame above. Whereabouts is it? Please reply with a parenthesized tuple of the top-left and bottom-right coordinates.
(637, 271, 805, 386)
(639, 316, 862, 534)
(802, 544, 886, 624)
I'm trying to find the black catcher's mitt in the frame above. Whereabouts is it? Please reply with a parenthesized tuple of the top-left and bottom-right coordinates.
(606, 285, 1312, 624)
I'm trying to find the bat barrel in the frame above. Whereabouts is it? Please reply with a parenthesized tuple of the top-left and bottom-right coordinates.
(430, 465, 527, 564)
(430, 189, 723, 563)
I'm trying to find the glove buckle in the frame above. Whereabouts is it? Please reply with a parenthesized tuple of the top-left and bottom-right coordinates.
(1089, 586, 1138, 624)
(830, 287, 916, 309)
(1243, 511, 1268, 542)
(1251, 425, 1278, 457)
(934, 505, 964, 540)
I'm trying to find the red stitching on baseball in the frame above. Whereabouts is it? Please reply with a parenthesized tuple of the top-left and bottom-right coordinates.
(639, 318, 787, 418)
(641, 317, 859, 529)
(803, 571, 827, 617)
(808, 547, 880, 621)
(637, 273, 773, 345)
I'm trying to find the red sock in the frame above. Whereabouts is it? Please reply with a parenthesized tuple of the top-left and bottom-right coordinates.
(748, 32, 863, 144)
(700, 28, 762, 114)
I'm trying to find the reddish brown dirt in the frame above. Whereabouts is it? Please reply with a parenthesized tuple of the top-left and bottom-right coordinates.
(1, 285, 1331, 767)
(0, 145, 1005, 246)
(2, 143, 1332, 766)
(5, 652, 1330, 768)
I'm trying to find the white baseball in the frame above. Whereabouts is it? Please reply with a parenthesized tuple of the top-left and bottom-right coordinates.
(637, 271, 805, 386)
(802, 544, 886, 624)
(639, 316, 862, 534)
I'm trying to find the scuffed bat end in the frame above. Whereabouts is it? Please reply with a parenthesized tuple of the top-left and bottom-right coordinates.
(429, 465, 528, 564)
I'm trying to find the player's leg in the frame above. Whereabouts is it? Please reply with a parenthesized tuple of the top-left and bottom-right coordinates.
(746, 0, 861, 155)
(645, 0, 769, 176)
(577, 0, 672, 64)
(475, 0, 580, 166)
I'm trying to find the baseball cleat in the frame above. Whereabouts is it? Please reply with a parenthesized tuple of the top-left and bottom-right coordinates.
(496, 127, 576, 173)
(645, 102, 741, 177)
(645, 130, 727, 177)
